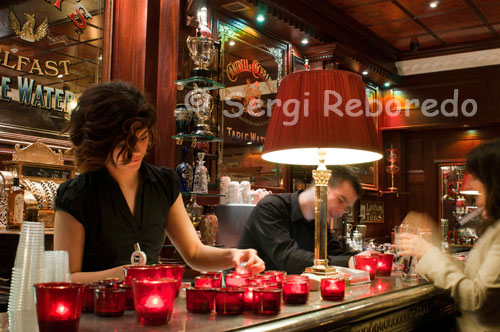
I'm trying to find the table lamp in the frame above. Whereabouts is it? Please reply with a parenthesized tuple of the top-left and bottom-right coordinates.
(261, 70, 382, 275)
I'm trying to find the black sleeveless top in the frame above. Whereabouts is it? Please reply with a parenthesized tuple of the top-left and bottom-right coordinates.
(55, 163, 180, 272)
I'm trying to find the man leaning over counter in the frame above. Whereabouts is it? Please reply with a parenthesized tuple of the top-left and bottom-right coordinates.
(238, 166, 361, 274)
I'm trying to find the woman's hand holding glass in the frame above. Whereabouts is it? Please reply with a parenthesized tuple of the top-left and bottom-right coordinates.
(397, 233, 432, 259)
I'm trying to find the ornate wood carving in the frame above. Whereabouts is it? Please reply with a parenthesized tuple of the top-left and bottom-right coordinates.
(11, 141, 63, 165)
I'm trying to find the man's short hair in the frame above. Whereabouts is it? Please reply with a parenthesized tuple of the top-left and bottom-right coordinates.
(328, 166, 363, 197)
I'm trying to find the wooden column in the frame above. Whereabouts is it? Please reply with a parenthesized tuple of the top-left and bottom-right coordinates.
(102, 0, 179, 168)
(154, 0, 180, 168)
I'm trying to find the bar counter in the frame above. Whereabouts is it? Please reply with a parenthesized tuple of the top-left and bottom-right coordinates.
(0, 276, 455, 332)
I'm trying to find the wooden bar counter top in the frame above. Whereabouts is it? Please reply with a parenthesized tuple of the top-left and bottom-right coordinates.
(0, 275, 456, 332)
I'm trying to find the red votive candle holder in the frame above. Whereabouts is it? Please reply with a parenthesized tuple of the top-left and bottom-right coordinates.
(132, 278, 176, 326)
(374, 253, 394, 276)
(282, 279, 309, 304)
(201, 272, 223, 287)
(264, 271, 287, 287)
(94, 288, 126, 317)
(354, 255, 378, 280)
(195, 276, 220, 288)
(82, 283, 101, 313)
(154, 264, 185, 297)
(242, 284, 257, 311)
(124, 266, 159, 286)
(118, 283, 134, 310)
(225, 274, 248, 288)
(253, 288, 282, 315)
(321, 277, 345, 301)
(186, 287, 216, 313)
(215, 288, 244, 315)
(33, 282, 85, 332)
(97, 278, 121, 289)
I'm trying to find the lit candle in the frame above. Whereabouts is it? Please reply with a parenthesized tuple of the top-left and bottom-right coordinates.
(34, 282, 85, 332)
(374, 253, 394, 276)
(132, 278, 177, 325)
(242, 285, 256, 311)
(321, 277, 345, 301)
(354, 255, 378, 280)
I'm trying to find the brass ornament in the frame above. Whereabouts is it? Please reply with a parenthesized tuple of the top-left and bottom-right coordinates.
(9, 6, 49, 43)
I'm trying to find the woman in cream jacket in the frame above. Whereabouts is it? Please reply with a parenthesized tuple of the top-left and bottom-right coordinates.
(398, 139, 500, 332)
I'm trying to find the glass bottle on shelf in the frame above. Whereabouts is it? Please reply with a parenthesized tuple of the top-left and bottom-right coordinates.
(7, 177, 24, 229)
(176, 148, 193, 193)
(186, 194, 203, 228)
(192, 152, 208, 194)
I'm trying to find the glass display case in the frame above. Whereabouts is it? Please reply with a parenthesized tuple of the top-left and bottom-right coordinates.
(438, 163, 479, 251)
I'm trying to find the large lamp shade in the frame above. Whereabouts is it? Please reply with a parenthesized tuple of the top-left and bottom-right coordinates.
(261, 70, 382, 165)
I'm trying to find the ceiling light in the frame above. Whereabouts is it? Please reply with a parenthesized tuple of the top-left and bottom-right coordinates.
(301, 38, 309, 45)
(229, 40, 235, 46)
(429, 1, 438, 8)
(384, 82, 391, 87)
(256, 14, 265, 22)
(362, 71, 368, 75)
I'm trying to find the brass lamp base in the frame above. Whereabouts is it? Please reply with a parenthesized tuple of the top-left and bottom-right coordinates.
(304, 265, 337, 276)
(305, 258, 337, 276)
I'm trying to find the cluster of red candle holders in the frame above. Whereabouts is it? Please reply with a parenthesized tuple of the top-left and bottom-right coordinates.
(33, 258, 395, 330)
(33, 264, 185, 331)
(353, 253, 395, 280)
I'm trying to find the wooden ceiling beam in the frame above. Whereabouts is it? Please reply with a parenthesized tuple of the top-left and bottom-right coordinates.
(263, 0, 399, 76)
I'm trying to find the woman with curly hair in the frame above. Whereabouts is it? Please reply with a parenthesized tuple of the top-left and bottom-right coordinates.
(54, 81, 264, 283)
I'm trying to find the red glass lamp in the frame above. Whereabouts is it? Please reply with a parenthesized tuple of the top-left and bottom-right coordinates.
(261, 70, 382, 275)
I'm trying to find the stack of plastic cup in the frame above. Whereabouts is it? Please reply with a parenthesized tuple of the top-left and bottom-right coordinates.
(42, 250, 71, 282)
(8, 221, 45, 313)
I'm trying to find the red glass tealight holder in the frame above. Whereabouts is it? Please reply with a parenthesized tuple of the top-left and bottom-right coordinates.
(118, 283, 134, 310)
(215, 288, 244, 315)
(354, 255, 378, 280)
(132, 278, 177, 326)
(374, 253, 394, 276)
(82, 283, 101, 313)
(282, 279, 309, 304)
(225, 274, 248, 288)
(154, 264, 185, 297)
(94, 288, 126, 317)
(321, 277, 345, 301)
(33, 282, 85, 332)
(253, 288, 282, 315)
(264, 271, 286, 287)
(195, 276, 220, 288)
(201, 271, 223, 280)
(97, 278, 121, 289)
(242, 284, 257, 311)
(124, 266, 159, 286)
(186, 287, 216, 313)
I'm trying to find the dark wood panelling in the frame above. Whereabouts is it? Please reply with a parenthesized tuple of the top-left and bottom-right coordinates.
(380, 65, 500, 130)
(153, 0, 180, 169)
(103, 0, 178, 168)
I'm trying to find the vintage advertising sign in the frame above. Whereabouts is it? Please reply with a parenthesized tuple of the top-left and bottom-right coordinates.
(0, 1, 104, 138)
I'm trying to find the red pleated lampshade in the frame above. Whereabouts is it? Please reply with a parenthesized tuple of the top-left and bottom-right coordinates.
(261, 70, 382, 165)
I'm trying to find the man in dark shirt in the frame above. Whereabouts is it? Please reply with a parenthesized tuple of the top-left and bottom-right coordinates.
(238, 166, 361, 274)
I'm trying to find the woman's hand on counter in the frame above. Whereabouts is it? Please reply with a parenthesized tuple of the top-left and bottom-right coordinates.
(231, 248, 265, 274)
(397, 234, 432, 259)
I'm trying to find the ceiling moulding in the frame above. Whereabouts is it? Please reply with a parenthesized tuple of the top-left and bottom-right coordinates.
(303, 43, 400, 83)
(396, 48, 500, 76)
